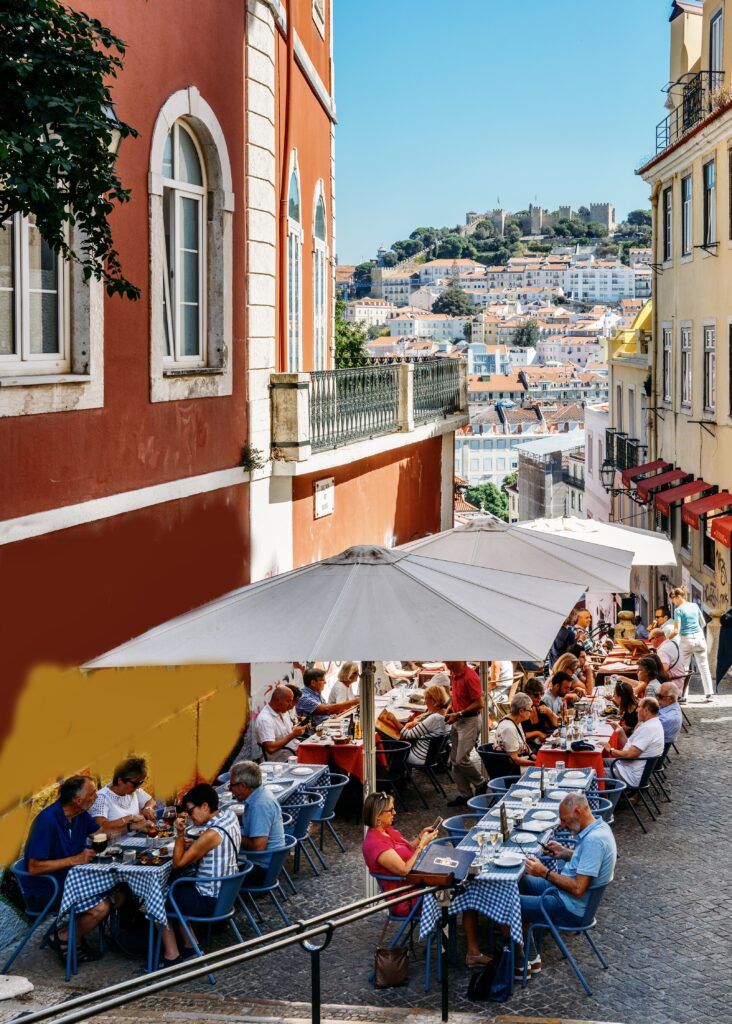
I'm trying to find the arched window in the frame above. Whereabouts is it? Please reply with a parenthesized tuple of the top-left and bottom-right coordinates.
(162, 121, 206, 366)
(287, 155, 302, 371)
(312, 187, 328, 370)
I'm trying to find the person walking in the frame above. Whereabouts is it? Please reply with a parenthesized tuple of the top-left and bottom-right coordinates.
(668, 587, 714, 702)
(444, 661, 485, 807)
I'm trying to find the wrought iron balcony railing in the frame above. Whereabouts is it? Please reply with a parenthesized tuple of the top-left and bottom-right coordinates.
(605, 428, 647, 472)
(413, 358, 462, 425)
(656, 70, 726, 154)
(562, 470, 585, 491)
(309, 364, 401, 450)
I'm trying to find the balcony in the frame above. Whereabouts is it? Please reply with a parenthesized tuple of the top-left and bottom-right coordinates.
(271, 358, 467, 462)
(562, 470, 585, 491)
(656, 70, 726, 154)
(605, 428, 647, 472)
(611, 328, 651, 366)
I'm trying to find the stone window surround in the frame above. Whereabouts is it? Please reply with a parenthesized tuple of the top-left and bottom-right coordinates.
(0, 221, 104, 419)
(148, 87, 234, 403)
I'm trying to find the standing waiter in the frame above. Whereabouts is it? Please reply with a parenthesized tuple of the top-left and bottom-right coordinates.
(444, 662, 485, 807)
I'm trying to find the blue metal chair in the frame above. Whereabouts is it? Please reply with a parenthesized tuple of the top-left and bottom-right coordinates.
(312, 773, 348, 855)
(442, 814, 481, 845)
(407, 734, 450, 805)
(592, 797, 613, 824)
(288, 792, 326, 875)
(597, 778, 625, 822)
(487, 775, 520, 797)
(477, 745, 516, 780)
(237, 834, 298, 935)
(368, 863, 443, 991)
(217, 772, 231, 785)
(150, 865, 253, 985)
(467, 793, 495, 814)
(376, 740, 412, 811)
(278, 812, 297, 896)
(1, 861, 60, 974)
(521, 883, 609, 996)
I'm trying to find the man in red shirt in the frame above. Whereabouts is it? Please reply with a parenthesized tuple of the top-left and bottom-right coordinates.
(445, 661, 485, 807)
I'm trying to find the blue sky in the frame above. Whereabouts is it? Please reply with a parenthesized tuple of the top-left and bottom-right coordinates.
(334, 0, 671, 264)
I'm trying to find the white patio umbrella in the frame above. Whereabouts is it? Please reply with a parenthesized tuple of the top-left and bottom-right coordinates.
(516, 516, 677, 567)
(402, 518, 635, 592)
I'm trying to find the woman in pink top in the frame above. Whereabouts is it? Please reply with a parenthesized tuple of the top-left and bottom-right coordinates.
(361, 792, 491, 967)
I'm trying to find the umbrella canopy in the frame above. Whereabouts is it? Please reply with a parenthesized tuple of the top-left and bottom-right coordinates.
(86, 544, 585, 668)
(402, 519, 634, 592)
(516, 516, 677, 568)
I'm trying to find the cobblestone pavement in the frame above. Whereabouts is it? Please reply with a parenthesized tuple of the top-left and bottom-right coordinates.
(2, 689, 731, 1024)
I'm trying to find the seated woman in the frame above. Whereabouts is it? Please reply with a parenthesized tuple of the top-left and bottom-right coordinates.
(551, 653, 586, 698)
(91, 756, 156, 835)
(522, 678, 558, 751)
(159, 783, 241, 967)
(492, 693, 535, 770)
(395, 683, 450, 765)
(628, 654, 667, 700)
(567, 644, 595, 693)
(361, 792, 491, 968)
(612, 679, 639, 737)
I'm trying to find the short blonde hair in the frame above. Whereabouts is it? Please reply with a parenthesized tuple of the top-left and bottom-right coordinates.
(362, 791, 394, 828)
(424, 684, 450, 709)
(338, 661, 359, 683)
(552, 652, 579, 677)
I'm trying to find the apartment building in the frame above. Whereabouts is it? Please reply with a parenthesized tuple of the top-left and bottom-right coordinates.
(537, 334, 607, 367)
(455, 406, 545, 488)
(344, 297, 397, 327)
(564, 261, 651, 302)
(387, 312, 469, 340)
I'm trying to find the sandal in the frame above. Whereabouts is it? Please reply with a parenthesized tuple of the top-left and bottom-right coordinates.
(46, 928, 69, 966)
(466, 952, 492, 968)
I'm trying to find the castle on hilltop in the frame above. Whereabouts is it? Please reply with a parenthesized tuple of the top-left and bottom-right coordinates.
(464, 202, 616, 237)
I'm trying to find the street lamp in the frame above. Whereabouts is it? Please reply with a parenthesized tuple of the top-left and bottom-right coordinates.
(600, 459, 647, 505)
(102, 102, 123, 157)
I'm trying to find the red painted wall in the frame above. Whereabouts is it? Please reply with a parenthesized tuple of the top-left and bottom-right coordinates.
(292, 437, 443, 567)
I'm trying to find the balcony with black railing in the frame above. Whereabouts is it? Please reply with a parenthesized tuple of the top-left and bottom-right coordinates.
(605, 428, 647, 472)
(656, 70, 726, 154)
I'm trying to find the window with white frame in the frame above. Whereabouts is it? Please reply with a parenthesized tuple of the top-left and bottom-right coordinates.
(681, 326, 692, 407)
(313, 188, 328, 370)
(703, 325, 716, 412)
(0, 214, 69, 375)
(162, 122, 206, 366)
(703, 159, 716, 246)
(710, 8, 723, 71)
(287, 156, 303, 371)
(662, 327, 672, 402)
(662, 187, 672, 262)
(681, 175, 692, 256)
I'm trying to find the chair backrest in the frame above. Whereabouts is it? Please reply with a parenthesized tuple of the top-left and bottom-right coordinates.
(376, 741, 411, 781)
(241, 834, 298, 889)
(593, 797, 613, 823)
(289, 793, 325, 839)
(442, 814, 480, 843)
(578, 882, 608, 927)
(421, 734, 449, 769)
(637, 755, 660, 789)
(314, 773, 349, 820)
(467, 794, 494, 812)
(680, 670, 693, 700)
(477, 745, 516, 780)
(217, 772, 231, 785)
(487, 775, 520, 794)
(212, 865, 253, 916)
(281, 812, 294, 830)
(12, 859, 59, 913)
(598, 777, 625, 810)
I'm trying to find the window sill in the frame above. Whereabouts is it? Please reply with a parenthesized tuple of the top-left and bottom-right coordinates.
(0, 373, 92, 388)
(162, 367, 225, 378)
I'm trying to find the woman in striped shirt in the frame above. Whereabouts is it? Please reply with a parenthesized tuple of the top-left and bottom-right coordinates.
(398, 683, 450, 765)
(159, 783, 241, 967)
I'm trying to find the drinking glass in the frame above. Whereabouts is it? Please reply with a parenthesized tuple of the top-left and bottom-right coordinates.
(162, 806, 177, 831)
(521, 797, 532, 817)
(488, 830, 499, 858)
(547, 768, 558, 786)
(530, 788, 540, 806)
(556, 760, 566, 772)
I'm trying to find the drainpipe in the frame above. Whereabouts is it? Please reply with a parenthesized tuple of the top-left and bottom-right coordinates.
(278, 0, 295, 371)
(649, 179, 662, 612)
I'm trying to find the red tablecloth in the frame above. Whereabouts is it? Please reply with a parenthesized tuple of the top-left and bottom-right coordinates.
(535, 728, 623, 790)
(298, 741, 365, 781)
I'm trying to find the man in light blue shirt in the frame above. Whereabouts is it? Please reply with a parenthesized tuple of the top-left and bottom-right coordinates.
(657, 682, 683, 744)
(230, 761, 285, 884)
(521, 793, 616, 931)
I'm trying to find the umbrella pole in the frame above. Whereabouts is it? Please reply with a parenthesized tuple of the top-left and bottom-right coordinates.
(480, 661, 491, 744)
(361, 660, 376, 897)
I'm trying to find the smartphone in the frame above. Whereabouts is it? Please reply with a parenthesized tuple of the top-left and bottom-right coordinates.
(538, 839, 553, 853)
(429, 816, 443, 832)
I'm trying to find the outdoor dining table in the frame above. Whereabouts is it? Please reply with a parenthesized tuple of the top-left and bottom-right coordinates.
(297, 738, 367, 781)
(534, 719, 617, 782)
(418, 767, 598, 949)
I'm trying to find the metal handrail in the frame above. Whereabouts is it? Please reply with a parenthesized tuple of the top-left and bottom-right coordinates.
(655, 70, 725, 153)
(12, 882, 449, 1024)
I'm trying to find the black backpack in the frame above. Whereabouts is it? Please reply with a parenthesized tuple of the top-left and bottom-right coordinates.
(466, 943, 514, 1002)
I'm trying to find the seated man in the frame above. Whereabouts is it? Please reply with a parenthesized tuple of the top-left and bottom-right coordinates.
(520, 793, 616, 973)
(648, 628, 685, 692)
(91, 755, 156, 833)
(541, 671, 573, 715)
(23, 775, 111, 963)
(652, 606, 675, 638)
(603, 696, 665, 787)
(160, 782, 241, 967)
(256, 686, 305, 762)
(295, 667, 359, 728)
(229, 761, 285, 885)
(657, 682, 683, 745)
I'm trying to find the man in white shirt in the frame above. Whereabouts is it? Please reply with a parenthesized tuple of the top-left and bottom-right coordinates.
(256, 686, 305, 762)
(603, 697, 665, 788)
(648, 629, 685, 689)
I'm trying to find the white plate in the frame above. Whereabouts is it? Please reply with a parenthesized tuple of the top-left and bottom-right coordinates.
(559, 779, 587, 789)
(511, 789, 533, 799)
(522, 819, 550, 833)
(532, 810, 558, 821)
(494, 853, 523, 868)
(548, 790, 565, 800)
(266, 784, 286, 794)
(511, 832, 537, 845)
(290, 766, 313, 776)
(563, 770, 585, 779)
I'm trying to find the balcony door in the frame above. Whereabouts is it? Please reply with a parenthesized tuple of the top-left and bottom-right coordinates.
(710, 9, 723, 74)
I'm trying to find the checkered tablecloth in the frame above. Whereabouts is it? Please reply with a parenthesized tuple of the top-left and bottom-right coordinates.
(418, 878, 523, 947)
(59, 860, 172, 926)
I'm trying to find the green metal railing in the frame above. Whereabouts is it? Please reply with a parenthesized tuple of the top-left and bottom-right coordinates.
(413, 358, 462, 425)
(309, 363, 401, 451)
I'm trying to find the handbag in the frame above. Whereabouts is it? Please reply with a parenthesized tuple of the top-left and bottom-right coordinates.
(374, 946, 409, 988)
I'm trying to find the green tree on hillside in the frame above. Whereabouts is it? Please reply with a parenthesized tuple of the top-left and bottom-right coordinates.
(513, 317, 540, 347)
(432, 287, 472, 317)
(627, 209, 652, 227)
(465, 483, 508, 521)
(334, 296, 368, 366)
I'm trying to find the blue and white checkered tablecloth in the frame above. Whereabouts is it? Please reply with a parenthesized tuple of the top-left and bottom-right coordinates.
(59, 861, 172, 926)
(418, 878, 523, 948)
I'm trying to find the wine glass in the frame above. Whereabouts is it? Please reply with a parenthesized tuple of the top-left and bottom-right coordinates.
(162, 805, 177, 833)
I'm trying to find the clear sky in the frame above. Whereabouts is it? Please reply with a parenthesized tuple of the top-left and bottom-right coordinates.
(334, 0, 671, 264)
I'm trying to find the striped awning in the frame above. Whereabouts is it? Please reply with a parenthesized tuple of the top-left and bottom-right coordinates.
(654, 479, 713, 517)
(681, 491, 732, 529)
(636, 469, 689, 503)
(620, 459, 670, 487)
(710, 514, 732, 549)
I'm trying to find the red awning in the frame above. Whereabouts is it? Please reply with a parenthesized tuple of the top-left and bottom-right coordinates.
(681, 491, 732, 529)
(711, 514, 732, 549)
(636, 470, 689, 503)
(654, 478, 713, 516)
(620, 459, 670, 487)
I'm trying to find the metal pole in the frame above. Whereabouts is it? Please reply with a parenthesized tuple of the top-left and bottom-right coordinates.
(361, 659, 377, 897)
(311, 948, 321, 1024)
(440, 903, 450, 1023)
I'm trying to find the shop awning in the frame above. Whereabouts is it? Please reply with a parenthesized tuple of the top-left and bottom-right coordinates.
(654, 478, 714, 516)
(711, 514, 732, 549)
(681, 491, 732, 529)
(620, 459, 670, 486)
(636, 469, 689, 503)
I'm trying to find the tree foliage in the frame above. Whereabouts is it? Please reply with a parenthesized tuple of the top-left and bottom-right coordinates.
(334, 296, 369, 366)
(432, 287, 471, 317)
(627, 209, 652, 227)
(502, 471, 518, 489)
(513, 317, 539, 347)
(0, 0, 139, 299)
(465, 483, 508, 521)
